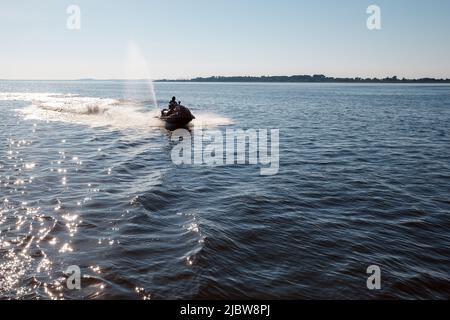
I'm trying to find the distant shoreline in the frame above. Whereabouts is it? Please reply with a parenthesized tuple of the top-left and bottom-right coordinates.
(156, 75, 450, 84)
(1, 75, 450, 83)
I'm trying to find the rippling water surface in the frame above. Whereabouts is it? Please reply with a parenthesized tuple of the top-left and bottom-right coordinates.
(0, 81, 449, 299)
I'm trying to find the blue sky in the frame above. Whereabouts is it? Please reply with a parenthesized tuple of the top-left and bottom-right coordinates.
(1, 0, 450, 79)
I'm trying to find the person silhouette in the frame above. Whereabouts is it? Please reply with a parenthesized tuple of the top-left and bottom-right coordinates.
(162, 97, 178, 116)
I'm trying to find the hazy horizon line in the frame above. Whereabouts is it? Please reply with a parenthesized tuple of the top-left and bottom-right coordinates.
(1, 73, 450, 82)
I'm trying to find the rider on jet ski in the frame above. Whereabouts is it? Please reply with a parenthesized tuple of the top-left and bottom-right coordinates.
(160, 96, 196, 127)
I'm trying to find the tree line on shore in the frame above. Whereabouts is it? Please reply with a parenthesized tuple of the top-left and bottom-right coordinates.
(157, 75, 450, 83)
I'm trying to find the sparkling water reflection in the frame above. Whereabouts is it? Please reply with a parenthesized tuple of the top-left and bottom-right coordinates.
(1, 81, 450, 299)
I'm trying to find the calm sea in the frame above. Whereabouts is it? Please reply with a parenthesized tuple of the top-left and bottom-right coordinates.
(0, 81, 449, 299)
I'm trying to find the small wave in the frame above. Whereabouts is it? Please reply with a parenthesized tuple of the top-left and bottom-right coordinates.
(192, 112, 234, 127)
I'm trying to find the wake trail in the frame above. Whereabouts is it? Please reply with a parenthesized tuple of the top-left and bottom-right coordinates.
(0, 92, 233, 132)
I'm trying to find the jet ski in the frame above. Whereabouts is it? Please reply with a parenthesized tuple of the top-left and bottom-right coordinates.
(160, 105, 195, 129)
